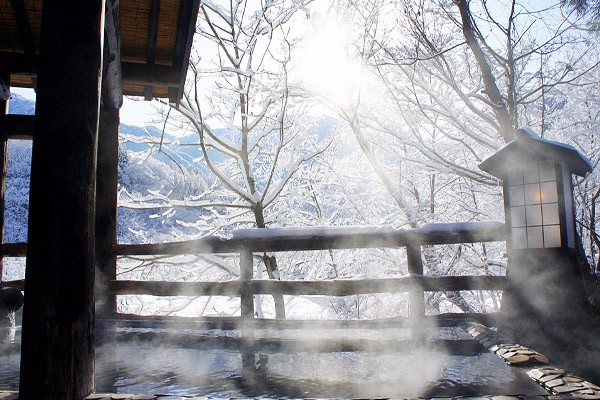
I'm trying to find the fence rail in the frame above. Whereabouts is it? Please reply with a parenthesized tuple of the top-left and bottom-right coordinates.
(110, 221, 507, 325)
(2, 221, 508, 328)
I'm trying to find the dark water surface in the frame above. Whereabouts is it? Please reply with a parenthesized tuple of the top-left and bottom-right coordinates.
(0, 324, 547, 398)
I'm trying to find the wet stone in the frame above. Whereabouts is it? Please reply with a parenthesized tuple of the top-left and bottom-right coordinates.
(564, 376, 584, 383)
(507, 354, 531, 364)
(584, 381, 600, 390)
(540, 374, 563, 383)
(545, 378, 566, 388)
(540, 368, 565, 375)
(86, 395, 113, 400)
(577, 394, 600, 399)
(553, 384, 585, 394)
(528, 369, 545, 380)
(532, 354, 549, 363)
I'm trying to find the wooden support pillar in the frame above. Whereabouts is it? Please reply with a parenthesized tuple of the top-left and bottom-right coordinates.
(407, 244, 425, 341)
(240, 249, 255, 334)
(96, 0, 122, 318)
(19, 1, 105, 399)
(0, 72, 8, 281)
(96, 107, 119, 317)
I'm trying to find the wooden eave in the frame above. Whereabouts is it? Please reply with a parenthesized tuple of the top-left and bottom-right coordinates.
(0, 0, 199, 103)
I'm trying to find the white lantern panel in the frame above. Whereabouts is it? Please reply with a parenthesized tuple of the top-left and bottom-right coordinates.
(523, 165, 539, 184)
(507, 169, 524, 186)
(512, 227, 527, 249)
(538, 161, 556, 182)
(540, 182, 558, 203)
(527, 226, 544, 248)
(543, 225, 562, 248)
(542, 203, 560, 225)
(508, 185, 525, 206)
(526, 205, 542, 226)
(524, 184, 541, 205)
(510, 206, 526, 227)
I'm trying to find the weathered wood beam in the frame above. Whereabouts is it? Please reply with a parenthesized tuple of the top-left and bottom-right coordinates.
(110, 276, 508, 297)
(96, 107, 119, 317)
(115, 222, 507, 256)
(109, 330, 484, 355)
(105, 312, 501, 330)
(0, 279, 24, 291)
(9, 0, 35, 55)
(0, 72, 8, 280)
(145, 0, 160, 101)
(0, 114, 35, 140)
(407, 243, 425, 340)
(121, 62, 180, 86)
(171, 0, 200, 103)
(0, 242, 27, 257)
(102, 0, 123, 109)
(0, 52, 37, 74)
(0, 51, 180, 88)
(19, 1, 104, 398)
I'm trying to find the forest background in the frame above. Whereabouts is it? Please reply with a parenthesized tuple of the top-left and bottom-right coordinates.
(3, 0, 599, 320)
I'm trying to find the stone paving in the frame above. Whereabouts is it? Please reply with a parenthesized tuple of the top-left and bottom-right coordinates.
(465, 322, 600, 399)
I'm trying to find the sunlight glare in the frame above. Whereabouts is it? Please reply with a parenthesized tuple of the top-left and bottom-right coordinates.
(299, 23, 362, 101)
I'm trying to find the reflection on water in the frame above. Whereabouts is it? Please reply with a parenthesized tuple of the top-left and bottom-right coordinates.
(0, 324, 547, 397)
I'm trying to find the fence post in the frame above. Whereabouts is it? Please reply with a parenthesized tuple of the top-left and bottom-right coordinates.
(406, 243, 425, 342)
(240, 249, 254, 326)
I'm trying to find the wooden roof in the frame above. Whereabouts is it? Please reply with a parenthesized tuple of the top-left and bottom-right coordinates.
(0, 0, 199, 103)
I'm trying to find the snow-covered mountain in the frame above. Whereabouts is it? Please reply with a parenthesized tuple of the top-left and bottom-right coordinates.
(3, 94, 203, 244)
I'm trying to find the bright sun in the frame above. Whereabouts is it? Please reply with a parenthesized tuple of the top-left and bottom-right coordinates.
(298, 23, 363, 101)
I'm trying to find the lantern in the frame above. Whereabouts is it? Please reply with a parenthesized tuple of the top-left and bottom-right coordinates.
(480, 128, 592, 251)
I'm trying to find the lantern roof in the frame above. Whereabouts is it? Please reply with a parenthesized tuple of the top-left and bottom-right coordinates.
(480, 128, 593, 179)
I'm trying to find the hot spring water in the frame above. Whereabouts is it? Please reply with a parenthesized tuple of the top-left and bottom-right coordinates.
(0, 317, 547, 398)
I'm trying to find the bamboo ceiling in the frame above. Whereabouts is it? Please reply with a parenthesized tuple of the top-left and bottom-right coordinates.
(0, 0, 199, 103)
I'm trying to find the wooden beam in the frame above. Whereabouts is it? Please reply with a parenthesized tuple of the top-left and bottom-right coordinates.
(0, 114, 35, 140)
(0, 242, 27, 257)
(102, 0, 123, 109)
(145, 0, 160, 100)
(115, 222, 507, 256)
(109, 330, 484, 356)
(9, 0, 35, 55)
(407, 244, 425, 340)
(121, 62, 180, 87)
(0, 52, 180, 89)
(110, 276, 508, 297)
(95, 106, 119, 317)
(18, 1, 104, 398)
(0, 72, 8, 280)
(171, 0, 200, 103)
(0, 51, 37, 74)
(105, 311, 501, 330)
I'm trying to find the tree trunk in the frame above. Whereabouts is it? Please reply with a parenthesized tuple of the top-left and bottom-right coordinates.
(456, 0, 514, 141)
(253, 204, 286, 319)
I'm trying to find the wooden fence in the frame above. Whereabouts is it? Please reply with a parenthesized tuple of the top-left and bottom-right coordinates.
(110, 221, 508, 328)
(1, 221, 508, 329)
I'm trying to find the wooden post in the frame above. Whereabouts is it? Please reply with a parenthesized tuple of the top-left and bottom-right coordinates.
(96, 107, 119, 317)
(240, 249, 255, 344)
(19, 1, 104, 398)
(96, 0, 122, 318)
(0, 72, 8, 281)
(240, 249, 254, 322)
(407, 243, 425, 341)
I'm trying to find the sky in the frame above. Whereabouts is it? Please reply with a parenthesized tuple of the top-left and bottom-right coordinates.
(11, 87, 160, 127)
